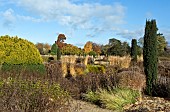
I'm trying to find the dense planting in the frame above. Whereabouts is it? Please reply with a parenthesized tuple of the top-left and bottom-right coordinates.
(0, 78, 70, 112)
(0, 17, 169, 111)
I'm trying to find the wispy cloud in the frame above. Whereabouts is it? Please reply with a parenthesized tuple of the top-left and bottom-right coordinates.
(9, 0, 126, 33)
(2, 8, 16, 29)
(17, 15, 42, 22)
(116, 29, 144, 40)
(1, 8, 43, 29)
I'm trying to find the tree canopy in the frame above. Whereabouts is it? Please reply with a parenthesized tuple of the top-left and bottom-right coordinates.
(84, 41, 93, 54)
(51, 43, 58, 55)
(61, 44, 82, 55)
(102, 38, 130, 56)
(35, 43, 51, 55)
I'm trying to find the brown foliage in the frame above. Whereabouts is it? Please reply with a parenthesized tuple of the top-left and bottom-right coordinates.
(92, 43, 101, 55)
(0, 80, 70, 112)
(44, 43, 51, 51)
(116, 71, 146, 92)
(56, 34, 67, 49)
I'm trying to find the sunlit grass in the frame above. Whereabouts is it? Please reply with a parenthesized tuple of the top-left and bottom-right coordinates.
(84, 88, 139, 111)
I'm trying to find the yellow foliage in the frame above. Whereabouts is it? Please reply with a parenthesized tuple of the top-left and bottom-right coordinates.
(0, 35, 43, 64)
(84, 41, 93, 54)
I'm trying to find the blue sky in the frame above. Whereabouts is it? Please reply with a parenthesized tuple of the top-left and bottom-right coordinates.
(0, 0, 170, 47)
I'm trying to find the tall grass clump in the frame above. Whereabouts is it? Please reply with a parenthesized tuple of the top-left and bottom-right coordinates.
(84, 88, 139, 111)
(108, 56, 131, 68)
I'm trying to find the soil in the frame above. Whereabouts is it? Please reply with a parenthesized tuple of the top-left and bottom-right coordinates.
(125, 96, 170, 112)
(70, 99, 113, 112)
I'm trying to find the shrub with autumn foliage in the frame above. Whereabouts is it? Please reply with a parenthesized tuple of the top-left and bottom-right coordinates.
(61, 44, 83, 55)
(84, 41, 101, 55)
(84, 41, 93, 54)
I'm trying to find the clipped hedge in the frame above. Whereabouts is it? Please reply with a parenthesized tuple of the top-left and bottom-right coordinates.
(0, 35, 43, 64)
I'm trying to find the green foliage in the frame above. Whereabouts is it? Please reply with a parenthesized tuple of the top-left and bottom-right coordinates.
(157, 33, 167, 55)
(0, 35, 43, 65)
(84, 88, 139, 111)
(51, 43, 58, 55)
(131, 39, 137, 63)
(138, 37, 144, 47)
(0, 78, 70, 111)
(83, 90, 100, 103)
(1, 63, 46, 75)
(88, 51, 97, 57)
(137, 45, 143, 56)
(143, 20, 158, 96)
(98, 88, 139, 111)
(103, 38, 130, 56)
(57, 48, 61, 60)
(138, 33, 167, 56)
(87, 65, 105, 74)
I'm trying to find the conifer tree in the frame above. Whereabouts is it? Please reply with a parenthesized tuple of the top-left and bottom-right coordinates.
(57, 48, 61, 60)
(143, 20, 158, 96)
(131, 39, 137, 63)
(51, 43, 58, 55)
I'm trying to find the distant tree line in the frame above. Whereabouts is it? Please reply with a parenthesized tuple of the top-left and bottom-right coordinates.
(35, 31, 168, 57)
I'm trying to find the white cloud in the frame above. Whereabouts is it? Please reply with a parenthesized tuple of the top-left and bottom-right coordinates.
(1, 8, 43, 29)
(2, 8, 16, 29)
(10, 0, 126, 30)
(117, 29, 144, 40)
(17, 15, 42, 22)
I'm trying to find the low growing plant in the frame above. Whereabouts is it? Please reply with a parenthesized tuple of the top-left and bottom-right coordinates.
(83, 90, 100, 104)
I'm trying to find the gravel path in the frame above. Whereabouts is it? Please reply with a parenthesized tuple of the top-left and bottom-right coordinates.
(125, 96, 170, 112)
(70, 99, 113, 112)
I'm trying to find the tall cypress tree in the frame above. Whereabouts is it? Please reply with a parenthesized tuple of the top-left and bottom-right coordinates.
(57, 48, 61, 60)
(131, 39, 137, 63)
(143, 20, 158, 96)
